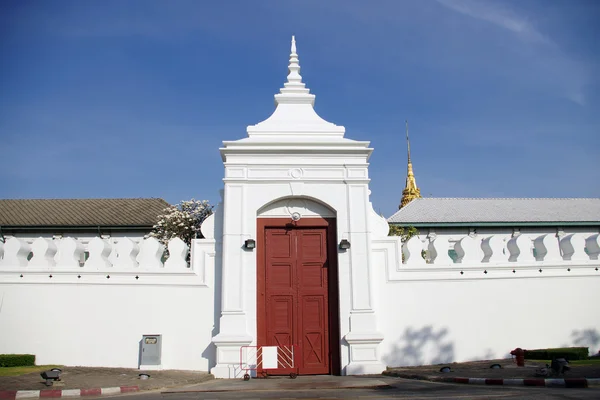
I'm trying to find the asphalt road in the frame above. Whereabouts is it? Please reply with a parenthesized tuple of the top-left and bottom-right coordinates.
(108, 376, 598, 400)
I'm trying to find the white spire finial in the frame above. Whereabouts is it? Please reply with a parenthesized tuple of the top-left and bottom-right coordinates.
(285, 35, 304, 88)
(272, 35, 315, 107)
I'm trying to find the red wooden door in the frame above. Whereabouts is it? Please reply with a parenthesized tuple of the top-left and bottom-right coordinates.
(263, 227, 331, 375)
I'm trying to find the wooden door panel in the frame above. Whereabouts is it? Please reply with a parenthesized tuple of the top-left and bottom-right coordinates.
(268, 230, 294, 258)
(297, 229, 329, 374)
(300, 295, 327, 373)
(268, 296, 294, 332)
(299, 263, 325, 288)
(267, 262, 294, 288)
(300, 231, 325, 259)
(260, 222, 335, 375)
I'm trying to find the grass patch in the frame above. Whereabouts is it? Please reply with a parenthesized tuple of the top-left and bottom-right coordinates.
(0, 365, 63, 377)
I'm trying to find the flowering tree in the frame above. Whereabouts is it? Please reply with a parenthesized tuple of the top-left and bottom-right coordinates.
(151, 199, 213, 246)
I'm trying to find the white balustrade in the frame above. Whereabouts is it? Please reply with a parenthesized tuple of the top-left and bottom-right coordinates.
(481, 235, 507, 263)
(427, 236, 452, 265)
(113, 238, 140, 268)
(454, 236, 483, 263)
(55, 237, 85, 268)
(586, 234, 600, 260)
(0, 231, 595, 281)
(402, 236, 426, 265)
(164, 238, 189, 269)
(85, 237, 113, 269)
(0, 238, 31, 267)
(137, 237, 165, 268)
(560, 233, 588, 261)
(29, 237, 58, 268)
(533, 234, 561, 262)
(507, 235, 535, 262)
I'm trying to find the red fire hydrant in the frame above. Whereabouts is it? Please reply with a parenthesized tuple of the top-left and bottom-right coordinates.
(510, 347, 525, 367)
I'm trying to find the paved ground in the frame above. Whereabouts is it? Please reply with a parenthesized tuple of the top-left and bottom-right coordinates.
(0, 367, 213, 391)
(164, 375, 391, 393)
(385, 358, 600, 380)
(118, 376, 599, 399)
(1, 358, 598, 397)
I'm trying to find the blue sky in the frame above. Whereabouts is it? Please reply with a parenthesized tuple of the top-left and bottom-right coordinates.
(1, 0, 599, 217)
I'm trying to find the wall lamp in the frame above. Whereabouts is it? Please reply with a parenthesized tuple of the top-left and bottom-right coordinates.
(339, 239, 351, 250)
(244, 239, 256, 250)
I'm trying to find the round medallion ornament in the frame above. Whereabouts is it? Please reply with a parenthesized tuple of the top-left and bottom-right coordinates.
(289, 168, 303, 179)
(291, 212, 301, 221)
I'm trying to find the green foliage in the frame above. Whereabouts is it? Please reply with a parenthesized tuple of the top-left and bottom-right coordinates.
(524, 347, 589, 361)
(0, 365, 62, 377)
(388, 225, 418, 242)
(0, 354, 36, 367)
(389, 225, 426, 261)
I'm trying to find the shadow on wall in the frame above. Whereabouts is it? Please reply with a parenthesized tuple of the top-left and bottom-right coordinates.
(572, 328, 600, 354)
(201, 246, 222, 370)
(383, 326, 454, 367)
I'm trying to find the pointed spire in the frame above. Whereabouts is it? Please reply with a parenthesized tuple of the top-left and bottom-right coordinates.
(275, 36, 313, 104)
(247, 35, 345, 139)
(281, 36, 308, 93)
(406, 120, 411, 163)
(399, 120, 422, 209)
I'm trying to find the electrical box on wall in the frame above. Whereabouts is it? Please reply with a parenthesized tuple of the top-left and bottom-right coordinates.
(140, 334, 162, 370)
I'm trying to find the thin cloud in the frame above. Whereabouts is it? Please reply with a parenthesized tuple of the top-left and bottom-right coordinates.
(436, 0, 550, 44)
(436, 0, 591, 105)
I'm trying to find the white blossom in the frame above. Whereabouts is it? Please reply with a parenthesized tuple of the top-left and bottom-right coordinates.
(150, 199, 213, 246)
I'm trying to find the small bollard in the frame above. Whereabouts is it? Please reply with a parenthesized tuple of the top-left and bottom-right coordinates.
(40, 370, 62, 386)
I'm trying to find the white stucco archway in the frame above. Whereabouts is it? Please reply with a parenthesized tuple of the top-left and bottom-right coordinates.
(257, 196, 337, 219)
(209, 37, 387, 378)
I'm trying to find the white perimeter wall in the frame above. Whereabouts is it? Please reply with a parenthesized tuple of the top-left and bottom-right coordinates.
(373, 231, 600, 367)
(0, 284, 214, 370)
(0, 237, 217, 371)
(375, 275, 599, 366)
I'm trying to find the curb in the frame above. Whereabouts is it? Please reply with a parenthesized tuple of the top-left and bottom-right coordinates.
(0, 386, 139, 399)
(383, 371, 600, 389)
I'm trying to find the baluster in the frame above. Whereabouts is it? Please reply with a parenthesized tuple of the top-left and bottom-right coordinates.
(114, 238, 140, 268)
(85, 237, 113, 268)
(454, 236, 482, 263)
(507, 235, 535, 262)
(481, 235, 507, 263)
(138, 237, 165, 268)
(29, 237, 57, 268)
(402, 236, 425, 265)
(0, 237, 31, 267)
(560, 233, 588, 261)
(586, 234, 600, 261)
(55, 237, 85, 268)
(164, 238, 189, 269)
(428, 236, 453, 265)
(108, 239, 119, 266)
(533, 234, 561, 262)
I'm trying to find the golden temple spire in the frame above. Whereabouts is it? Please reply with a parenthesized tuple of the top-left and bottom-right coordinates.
(399, 120, 422, 209)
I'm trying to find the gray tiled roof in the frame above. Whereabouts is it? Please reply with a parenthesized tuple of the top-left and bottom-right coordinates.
(387, 198, 600, 225)
(0, 198, 171, 227)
